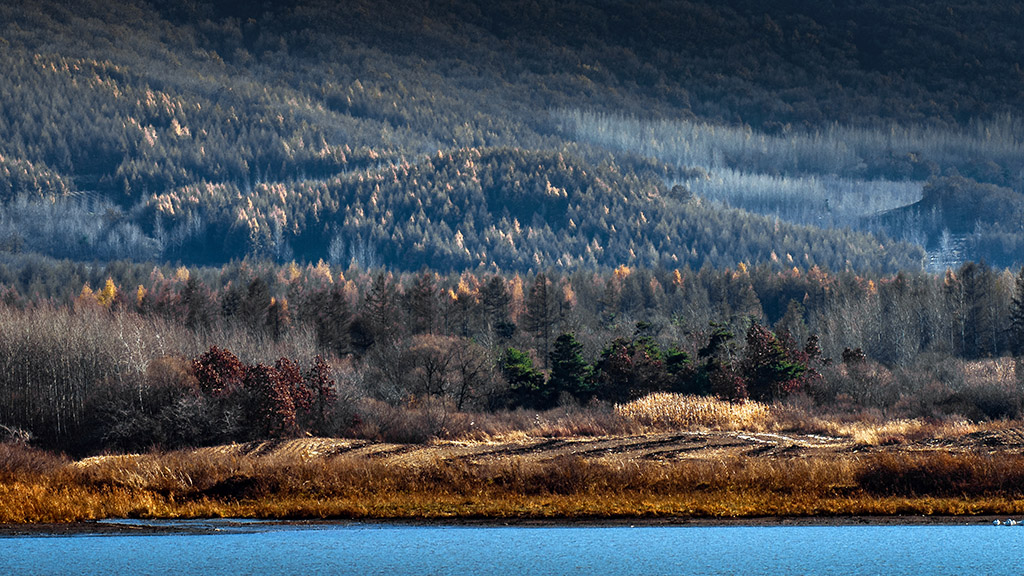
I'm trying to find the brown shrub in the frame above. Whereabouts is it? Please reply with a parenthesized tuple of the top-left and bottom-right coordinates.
(857, 452, 1024, 497)
(0, 442, 66, 482)
(350, 397, 458, 443)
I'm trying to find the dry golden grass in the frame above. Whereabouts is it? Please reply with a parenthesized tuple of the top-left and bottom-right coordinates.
(615, 393, 777, 431)
(776, 408, 1013, 446)
(445, 405, 639, 443)
(6, 390, 1024, 523)
(963, 357, 1018, 385)
(613, 392, 1012, 447)
(6, 440, 1024, 523)
(824, 418, 981, 445)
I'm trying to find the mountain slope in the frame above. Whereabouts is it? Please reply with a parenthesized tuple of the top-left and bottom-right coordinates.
(3, 0, 1020, 269)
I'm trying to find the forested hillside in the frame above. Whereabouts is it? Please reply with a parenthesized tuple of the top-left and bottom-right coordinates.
(2, 0, 1022, 269)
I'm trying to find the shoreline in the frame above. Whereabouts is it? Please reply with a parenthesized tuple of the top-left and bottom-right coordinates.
(0, 514, 1007, 536)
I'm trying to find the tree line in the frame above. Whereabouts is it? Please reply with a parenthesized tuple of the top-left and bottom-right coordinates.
(3, 259, 1024, 453)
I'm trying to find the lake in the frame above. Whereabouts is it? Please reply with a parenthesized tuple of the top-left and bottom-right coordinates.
(1, 520, 1019, 575)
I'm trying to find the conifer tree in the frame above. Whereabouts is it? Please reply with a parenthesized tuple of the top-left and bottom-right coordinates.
(96, 277, 118, 308)
(958, 262, 999, 358)
(220, 282, 244, 321)
(696, 322, 742, 398)
(548, 333, 592, 400)
(239, 277, 272, 333)
(499, 347, 546, 409)
(266, 298, 291, 341)
(180, 275, 214, 331)
(303, 356, 337, 436)
(740, 321, 806, 401)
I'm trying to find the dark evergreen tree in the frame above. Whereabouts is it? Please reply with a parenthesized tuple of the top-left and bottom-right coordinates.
(302, 356, 337, 436)
(265, 298, 291, 341)
(958, 262, 1000, 358)
(307, 286, 352, 358)
(179, 275, 214, 331)
(499, 347, 546, 409)
(774, 300, 808, 351)
(347, 315, 376, 355)
(594, 336, 670, 403)
(695, 322, 739, 398)
(664, 347, 694, 392)
(739, 321, 806, 402)
(220, 281, 244, 321)
(548, 333, 592, 400)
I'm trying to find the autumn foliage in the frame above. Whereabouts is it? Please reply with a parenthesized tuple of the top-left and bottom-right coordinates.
(0, 259, 1023, 454)
(193, 346, 245, 397)
(190, 347, 338, 440)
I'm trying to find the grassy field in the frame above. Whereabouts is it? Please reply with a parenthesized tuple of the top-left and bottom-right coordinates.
(4, 444, 1024, 524)
(5, 395, 1024, 524)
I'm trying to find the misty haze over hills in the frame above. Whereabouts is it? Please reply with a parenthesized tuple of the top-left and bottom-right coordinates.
(0, 0, 1021, 272)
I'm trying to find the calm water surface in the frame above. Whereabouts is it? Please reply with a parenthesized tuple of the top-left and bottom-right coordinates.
(0, 521, 1018, 575)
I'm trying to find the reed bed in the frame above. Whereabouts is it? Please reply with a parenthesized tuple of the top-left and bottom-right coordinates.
(614, 393, 776, 431)
(612, 392, 1004, 447)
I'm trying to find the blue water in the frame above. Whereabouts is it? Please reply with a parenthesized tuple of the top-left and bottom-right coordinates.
(0, 521, 1019, 575)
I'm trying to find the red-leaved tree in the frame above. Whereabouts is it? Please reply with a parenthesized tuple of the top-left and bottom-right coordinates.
(303, 355, 337, 435)
(243, 362, 300, 438)
(192, 346, 245, 397)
